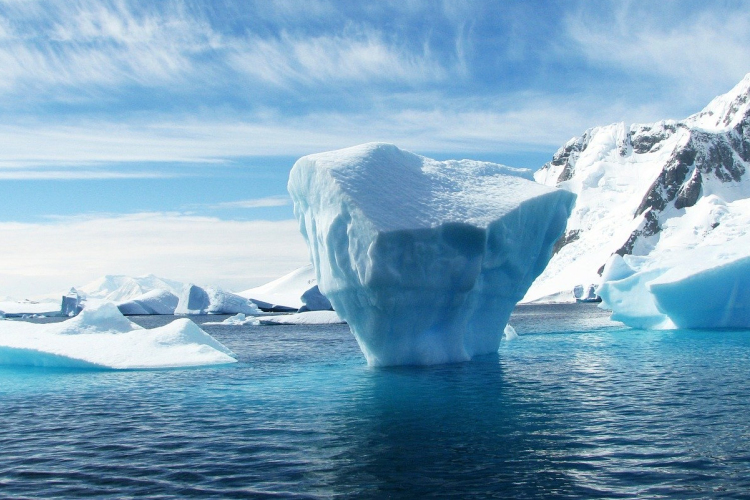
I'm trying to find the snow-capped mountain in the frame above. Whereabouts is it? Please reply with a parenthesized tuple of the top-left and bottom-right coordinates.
(79, 274, 184, 302)
(525, 73, 750, 302)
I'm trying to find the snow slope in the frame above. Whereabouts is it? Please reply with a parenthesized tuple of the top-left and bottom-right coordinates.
(238, 264, 331, 312)
(0, 302, 236, 369)
(289, 143, 574, 366)
(527, 73, 750, 305)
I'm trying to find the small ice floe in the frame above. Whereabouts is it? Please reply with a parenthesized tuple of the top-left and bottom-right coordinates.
(256, 311, 345, 325)
(503, 324, 519, 341)
(204, 313, 261, 326)
(0, 302, 236, 369)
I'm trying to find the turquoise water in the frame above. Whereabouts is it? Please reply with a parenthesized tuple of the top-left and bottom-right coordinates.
(1, 304, 749, 498)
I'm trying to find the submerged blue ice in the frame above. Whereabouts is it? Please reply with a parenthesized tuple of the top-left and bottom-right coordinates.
(288, 143, 575, 366)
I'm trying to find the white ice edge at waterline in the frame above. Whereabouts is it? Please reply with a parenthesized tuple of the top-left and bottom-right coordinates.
(0, 302, 237, 369)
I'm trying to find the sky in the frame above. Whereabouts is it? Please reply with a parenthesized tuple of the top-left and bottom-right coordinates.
(1, 0, 749, 298)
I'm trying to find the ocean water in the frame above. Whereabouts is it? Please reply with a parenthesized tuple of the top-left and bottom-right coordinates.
(1, 304, 749, 498)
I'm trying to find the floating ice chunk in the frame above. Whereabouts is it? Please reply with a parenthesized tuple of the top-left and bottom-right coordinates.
(503, 324, 518, 341)
(648, 256, 750, 329)
(117, 289, 179, 315)
(256, 311, 345, 325)
(288, 143, 575, 365)
(204, 313, 261, 326)
(573, 284, 600, 302)
(0, 302, 236, 369)
(598, 267, 673, 329)
(175, 285, 262, 315)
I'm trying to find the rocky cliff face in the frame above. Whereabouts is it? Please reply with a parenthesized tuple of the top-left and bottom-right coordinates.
(525, 74, 750, 302)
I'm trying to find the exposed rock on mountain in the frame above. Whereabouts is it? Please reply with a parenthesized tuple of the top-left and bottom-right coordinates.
(525, 73, 750, 302)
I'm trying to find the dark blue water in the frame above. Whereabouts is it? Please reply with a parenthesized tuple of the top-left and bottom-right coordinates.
(1, 304, 749, 498)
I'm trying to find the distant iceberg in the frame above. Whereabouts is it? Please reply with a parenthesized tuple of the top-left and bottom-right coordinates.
(238, 264, 332, 312)
(204, 313, 261, 326)
(61, 288, 84, 316)
(175, 284, 262, 315)
(0, 302, 236, 369)
(288, 143, 574, 366)
(116, 289, 180, 315)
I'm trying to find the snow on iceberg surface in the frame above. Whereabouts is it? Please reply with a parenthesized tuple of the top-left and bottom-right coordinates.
(0, 302, 236, 369)
(288, 143, 575, 366)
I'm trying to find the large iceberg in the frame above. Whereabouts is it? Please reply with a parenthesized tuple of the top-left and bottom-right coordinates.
(175, 284, 262, 315)
(0, 302, 236, 369)
(288, 143, 575, 366)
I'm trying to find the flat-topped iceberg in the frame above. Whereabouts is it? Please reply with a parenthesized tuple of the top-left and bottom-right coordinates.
(288, 143, 575, 366)
(0, 302, 236, 369)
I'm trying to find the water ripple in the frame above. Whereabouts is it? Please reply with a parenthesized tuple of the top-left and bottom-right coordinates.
(0, 305, 749, 498)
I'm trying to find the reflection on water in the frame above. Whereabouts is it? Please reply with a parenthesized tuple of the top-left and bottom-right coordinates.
(0, 304, 749, 498)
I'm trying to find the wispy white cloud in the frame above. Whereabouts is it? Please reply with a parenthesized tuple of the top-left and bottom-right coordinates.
(0, 0, 458, 99)
(0, 169, 181, 180)
(0, 90, 678, 173)
(0, 212, 310, 298)
(565, 4, 750, 101)
(0, 0, 220, 93)
(228, 31, 451, 87)
(209, 195, 291, 209)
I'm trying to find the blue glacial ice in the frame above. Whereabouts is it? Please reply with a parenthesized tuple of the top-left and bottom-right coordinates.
(598, 197, 750, 329)
(288, 143, 575, 366)
(599, 253, 750, 330)
(0, 302, 236, 369)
